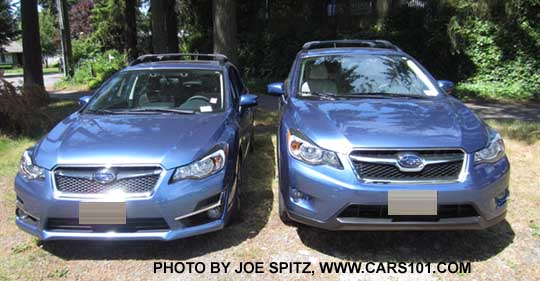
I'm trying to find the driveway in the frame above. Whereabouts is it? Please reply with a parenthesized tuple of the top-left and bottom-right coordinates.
(4, 73, 63, 91)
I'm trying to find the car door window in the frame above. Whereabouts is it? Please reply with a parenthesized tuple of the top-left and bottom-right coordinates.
(228, 66, 245, 106)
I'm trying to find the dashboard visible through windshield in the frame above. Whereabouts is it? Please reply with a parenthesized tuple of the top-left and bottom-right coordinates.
(85, 69, 224, 114)
(297, 55, 440, 99)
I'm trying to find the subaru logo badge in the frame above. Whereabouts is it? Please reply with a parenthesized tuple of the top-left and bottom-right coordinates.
(93, 169, 116, 184)
(396, 153, 425, 172)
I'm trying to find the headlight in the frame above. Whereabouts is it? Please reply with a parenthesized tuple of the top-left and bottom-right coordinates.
(288, 130, 342, 169)
(19, 150, 45, 180)
(474, 130, 505, 164)
(171, 149, 226, 182)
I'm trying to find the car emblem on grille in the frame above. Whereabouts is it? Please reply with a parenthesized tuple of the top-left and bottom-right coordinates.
(93, 169, 116, 184)
(396, 153, 425, 172)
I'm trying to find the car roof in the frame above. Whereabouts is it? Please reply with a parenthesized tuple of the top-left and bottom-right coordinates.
(123, 61, 224, 72)
(300, 47, 406, 58)
(298, 40, 407, 58)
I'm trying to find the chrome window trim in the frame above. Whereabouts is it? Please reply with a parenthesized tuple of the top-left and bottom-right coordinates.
(51, 164, 165, 200)
(347, 147, 469, 184)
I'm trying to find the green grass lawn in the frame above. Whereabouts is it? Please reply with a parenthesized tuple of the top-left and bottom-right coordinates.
(3, 67, 60, 76)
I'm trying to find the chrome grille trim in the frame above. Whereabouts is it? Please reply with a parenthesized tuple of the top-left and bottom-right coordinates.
(348, 148, 468, 184)
(52, 165, 164, 200)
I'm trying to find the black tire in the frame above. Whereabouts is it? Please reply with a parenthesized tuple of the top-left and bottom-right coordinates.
(278, 191, 296, 226)
(226, 155, 242, 225)
(249, 129, 255, 153)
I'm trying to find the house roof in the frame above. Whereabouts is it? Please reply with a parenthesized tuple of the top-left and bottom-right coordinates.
(2, 41, 23, 53)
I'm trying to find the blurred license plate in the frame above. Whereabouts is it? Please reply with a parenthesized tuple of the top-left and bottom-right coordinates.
(79, 202, 126, 224)
(388, 190, 437, 216)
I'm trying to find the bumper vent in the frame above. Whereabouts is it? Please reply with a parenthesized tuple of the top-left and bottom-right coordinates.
(54, 166, 161, 196)
(46, 218, 169, 233)
(339, 204, 479, 221)
(350, 150, 464, 182)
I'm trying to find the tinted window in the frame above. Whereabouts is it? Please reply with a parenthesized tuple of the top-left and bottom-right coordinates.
(298, 55, 439, 98)
(228, 66, 246, 105)
(86, 69, 224, 113)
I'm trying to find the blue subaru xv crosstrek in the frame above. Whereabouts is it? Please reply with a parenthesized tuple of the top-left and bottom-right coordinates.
(15, 54, 258, 241)
(268, 40, 510, 230)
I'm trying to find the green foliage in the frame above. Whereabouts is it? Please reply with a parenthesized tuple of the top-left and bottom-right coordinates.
(72, 37, 101, 65)
(448, 0, 540, 100)
(0, 0, 19, 51)
(90, 0, 125, 52)
(191, 0, 537, 100)
(69, 50, 126, 89)
(38, 9, 57, 56)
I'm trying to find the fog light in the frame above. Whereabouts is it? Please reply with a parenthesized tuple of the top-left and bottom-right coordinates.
(495, 189, 510, 208)
(16, 207, 29, 220)
(290, 188, 310, 202)
(207, 207, 222, 219)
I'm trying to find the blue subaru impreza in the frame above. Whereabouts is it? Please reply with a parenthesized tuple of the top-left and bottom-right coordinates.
(15, 54, 257, 240)
(268, 40, 509, 230)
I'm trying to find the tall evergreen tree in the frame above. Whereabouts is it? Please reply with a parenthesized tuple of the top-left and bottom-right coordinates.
(150, 0, 178, 53)
(21, 0, 44, 87)
(125, 0, 137, 60)
(213, 0, 237, 64)
(0, 0, 19, 51)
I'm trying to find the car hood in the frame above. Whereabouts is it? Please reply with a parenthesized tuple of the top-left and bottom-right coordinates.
(291, 97, 488, 154)
(34, 112, 229, 170)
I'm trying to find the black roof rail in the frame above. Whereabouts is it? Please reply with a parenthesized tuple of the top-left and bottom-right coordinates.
(129, 53, 229, 66)
(302, 40, 402, 52)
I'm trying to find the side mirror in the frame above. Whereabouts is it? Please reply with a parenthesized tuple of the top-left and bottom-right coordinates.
(79, 95, 92, 107)
(437, 80, 455, 95)
(240, 94, 258, 107)
(267, 82, 285, 96)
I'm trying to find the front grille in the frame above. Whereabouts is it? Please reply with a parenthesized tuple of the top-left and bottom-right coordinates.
(54, 166, 161, 195)
(350, 150, 464, 182)
(338, 204, 478, 221)
(46, 218, 169, 232)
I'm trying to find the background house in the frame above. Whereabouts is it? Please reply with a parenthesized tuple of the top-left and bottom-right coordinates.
(0, 41, 23, 67)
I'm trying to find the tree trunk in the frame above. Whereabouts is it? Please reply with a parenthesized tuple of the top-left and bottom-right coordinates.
(57, 0, 74, 77)
(376, 0, 391, 27)
(125, 0, 138, 60)
(165, 0, 179, 53)
(151, 0, 178, 53)
(21, 0, 44, 88)
(213, 0, 237, 64)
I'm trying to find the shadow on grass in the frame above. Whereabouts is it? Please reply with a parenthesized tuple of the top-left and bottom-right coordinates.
(297, 220, 514, 262)
(41, 122, 276, 260)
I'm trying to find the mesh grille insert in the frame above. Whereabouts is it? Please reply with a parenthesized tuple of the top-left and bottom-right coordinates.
(350, 150, 464, 182)
(54, 166, 161, 195)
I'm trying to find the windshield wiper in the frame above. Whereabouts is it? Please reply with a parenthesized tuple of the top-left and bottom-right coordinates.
(126, 108, 196, 114)
(85, 109, 122, 115)
(302, 92, 338, 101)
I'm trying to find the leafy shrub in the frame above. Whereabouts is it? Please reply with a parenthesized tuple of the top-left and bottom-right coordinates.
(66, 50, 126, 89)
(72, 37, 102, 65)
(448, 0, 540, 100)
(0, 80, 51, 136)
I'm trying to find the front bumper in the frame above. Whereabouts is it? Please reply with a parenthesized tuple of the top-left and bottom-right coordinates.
(280, 152, 510, 231)
(14, 168, 233, 241)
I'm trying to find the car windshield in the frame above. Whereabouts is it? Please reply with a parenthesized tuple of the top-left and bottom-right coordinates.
(85, 69, 224, 114)
(298, 55, 440, 98)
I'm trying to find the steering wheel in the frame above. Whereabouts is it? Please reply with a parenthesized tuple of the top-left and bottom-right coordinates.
(185, 95, 211, 104)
